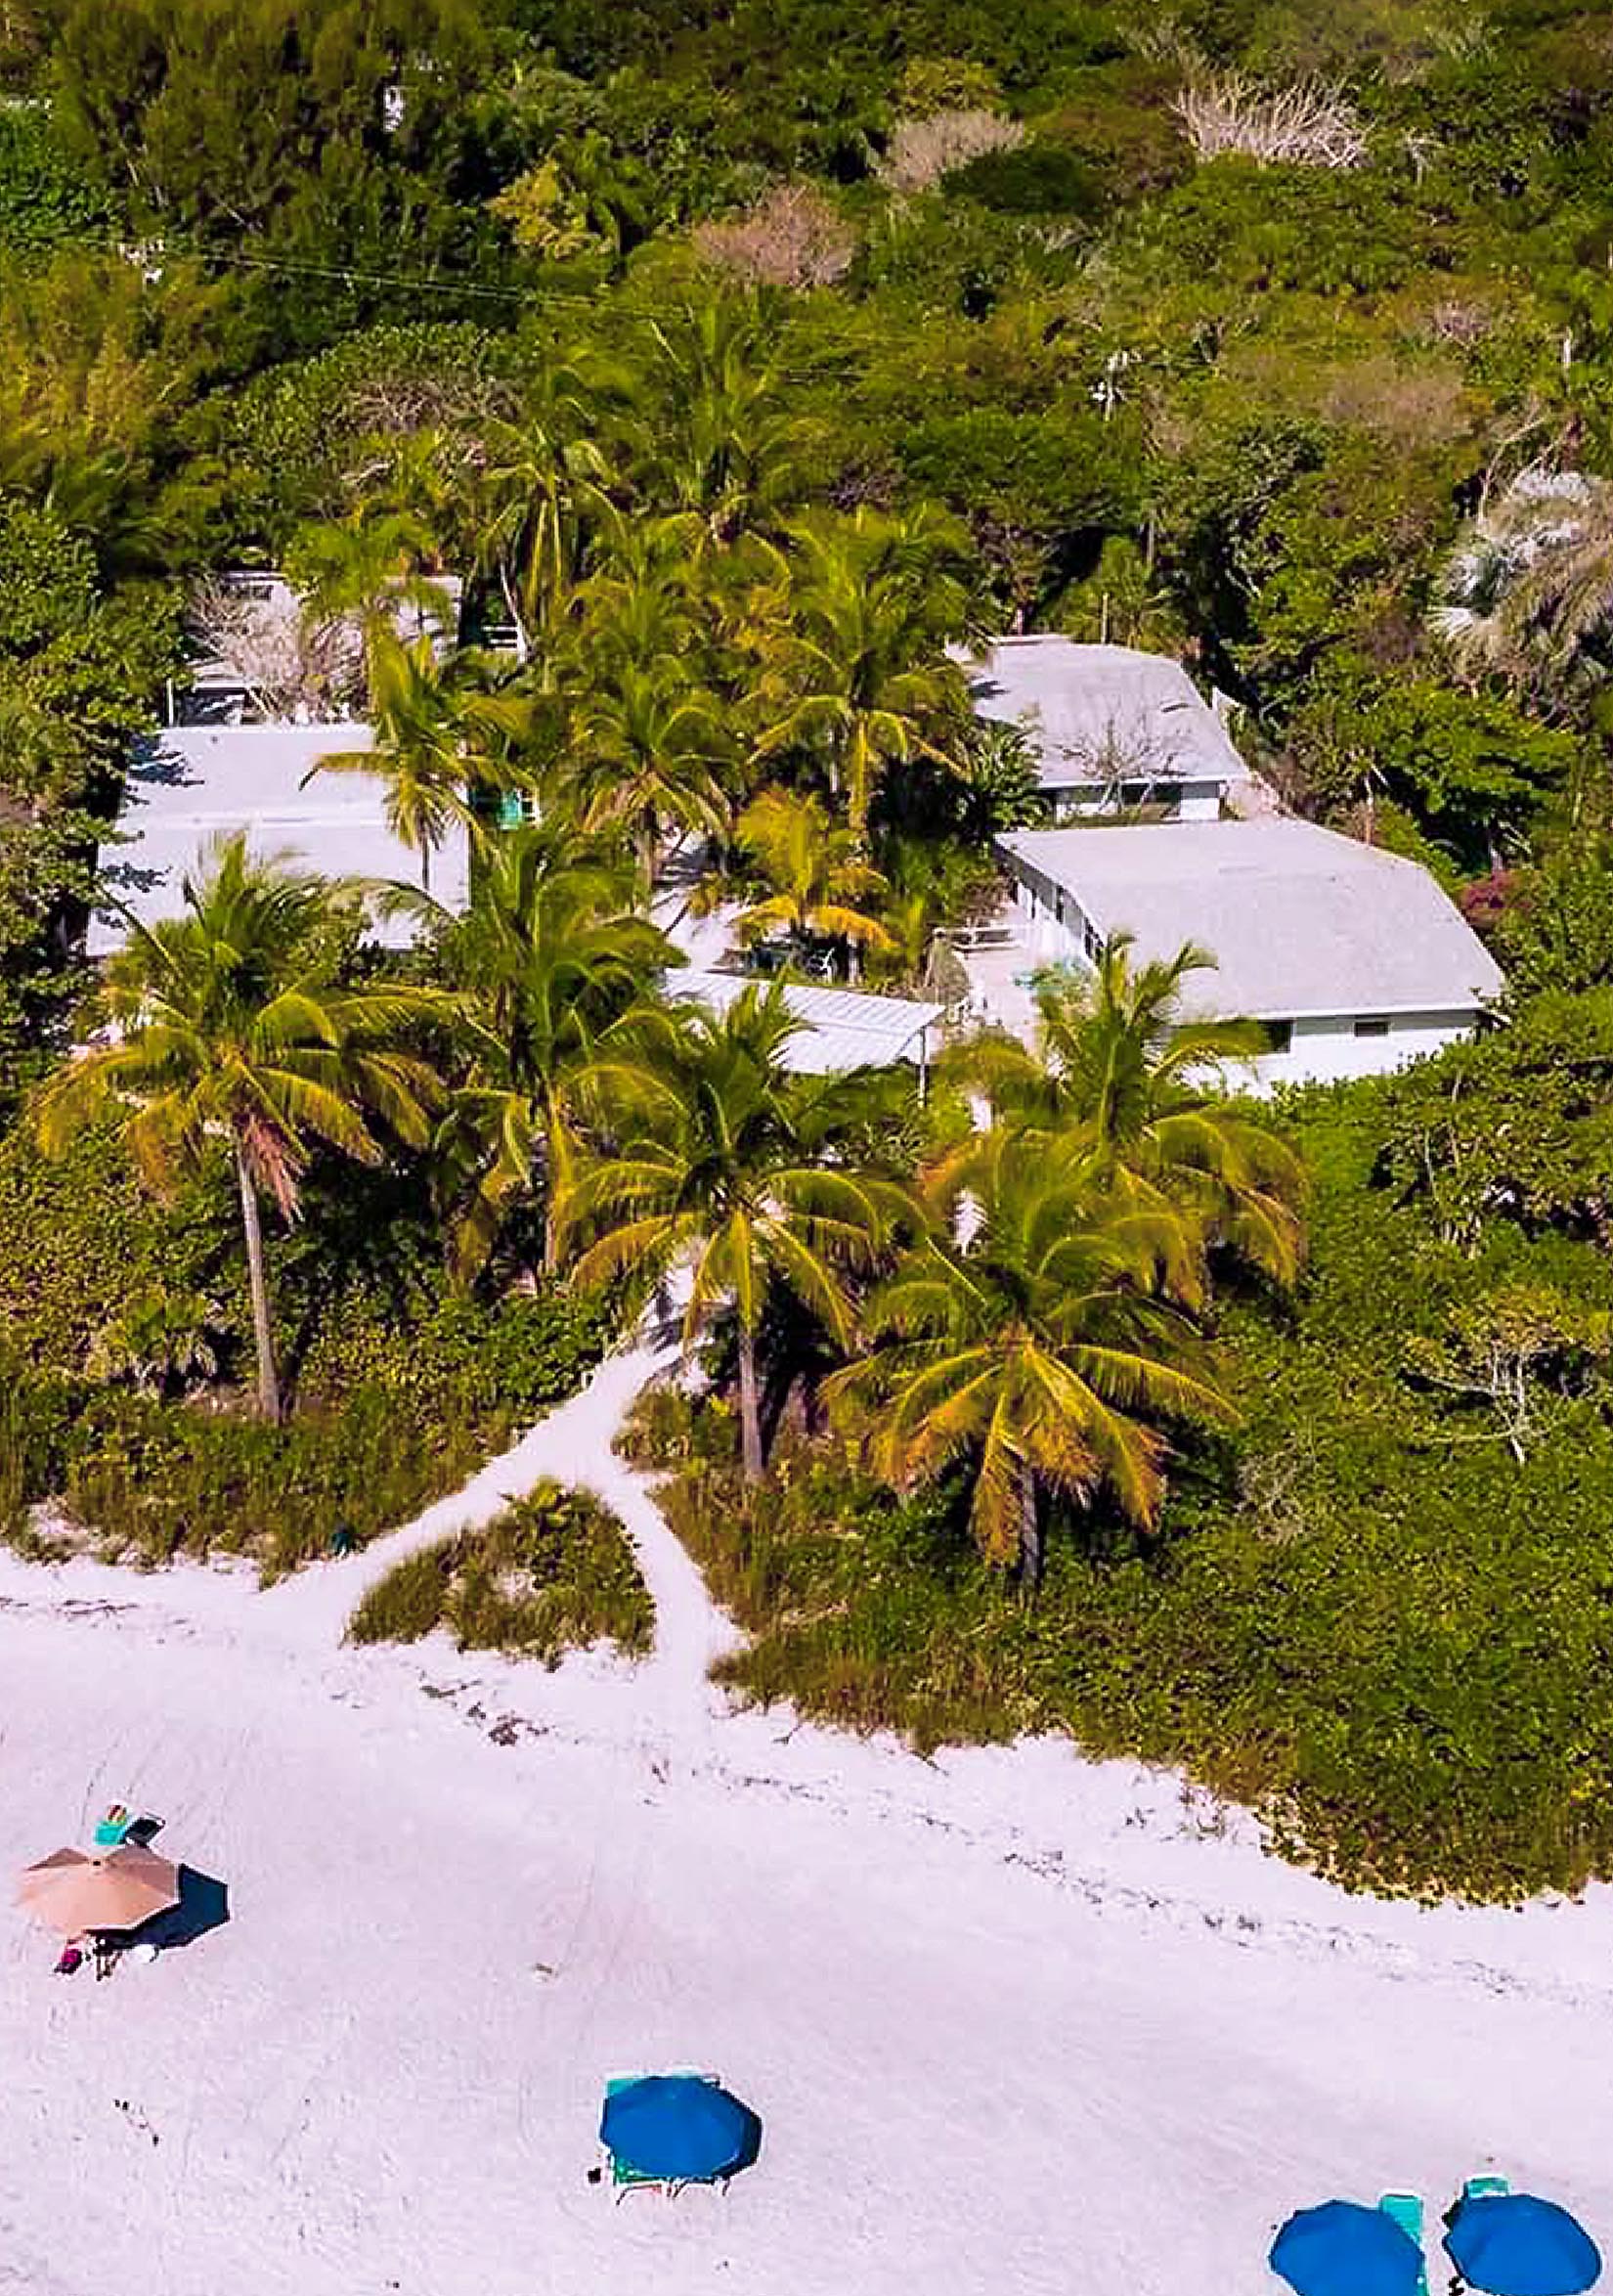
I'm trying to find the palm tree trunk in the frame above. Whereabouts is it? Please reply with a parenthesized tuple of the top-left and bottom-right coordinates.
(235, 1143, 282, 1424)
(737, 1322, 764, 1482)
(1018, 1469, 1043, 1587)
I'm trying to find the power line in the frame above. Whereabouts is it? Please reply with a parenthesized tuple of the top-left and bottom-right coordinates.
(59, 229, 869, 377)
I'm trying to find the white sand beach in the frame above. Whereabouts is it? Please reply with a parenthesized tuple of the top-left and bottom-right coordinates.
(3, 1350, 1612, 2296)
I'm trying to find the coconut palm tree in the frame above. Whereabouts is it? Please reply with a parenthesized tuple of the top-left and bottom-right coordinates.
(750, 506, 975, 841)
(631, 294, 821, 545)
(952, 935, 1305, 1294)
(477, 362, 616, 672)
(33, 835, 447, 1422)
(284, 505, 449, 648)
(1430, 468, 1613, 702)
(730, 787, 895, 973)
(569, 657, 731, 887)
(427, 822, 676, 1276)
(309, 630, 531, 891)
(559, 986, 909, 1479)
(828, 1129, 1232, 1579)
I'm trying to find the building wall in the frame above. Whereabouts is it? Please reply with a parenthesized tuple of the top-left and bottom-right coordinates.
(1045, 776, 1225, 823)
(1247, 1011, 1481, 1087)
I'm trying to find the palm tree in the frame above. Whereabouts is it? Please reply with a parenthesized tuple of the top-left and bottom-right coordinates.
(828, 1130, 1232, 1579)
(33, 836, 446, 1422)
(569, 657, 730, 887)
(1431, 468, 1613, 702)
(429, 822, 676, 1276)
(284, 506, 449, 647)
(952, 935, 1305, 1294)
(750, 507, 975, 842)
(560, 986, 909, 1479)
(477, 362, 615, 672)
(309, 630, 530, 891)
(731, 787, 895, 973)
(630, 295, 821, 545)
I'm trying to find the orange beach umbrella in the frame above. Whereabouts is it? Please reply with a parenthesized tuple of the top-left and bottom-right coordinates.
(17, 1845, 180, 1936)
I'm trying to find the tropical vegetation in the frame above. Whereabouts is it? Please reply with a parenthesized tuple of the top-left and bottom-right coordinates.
(9, 0, 1613, 1900)
(348, 1480, 655, 1662)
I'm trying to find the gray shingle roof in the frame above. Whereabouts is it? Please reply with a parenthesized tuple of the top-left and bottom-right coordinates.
(958, 637, 1247, 790)
(91, 724, 470, 955)
(997, 819, 1504, 1019)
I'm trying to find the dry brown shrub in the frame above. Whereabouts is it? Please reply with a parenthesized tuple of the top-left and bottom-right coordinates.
(692, 183, 855, 290)
(1172, 74, 1367, 168)
(875, 108, 1025, 196)
(186, 578, 363, 721)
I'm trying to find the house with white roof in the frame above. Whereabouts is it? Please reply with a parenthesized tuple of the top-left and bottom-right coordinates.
(972, 819, 1503, 1086)
(957, 637, 1253, 821)
(90, 723, 468, 956)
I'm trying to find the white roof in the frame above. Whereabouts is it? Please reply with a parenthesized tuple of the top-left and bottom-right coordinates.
(998, 819, 1504, 1020)
(90, 723, 469, 956)
(676, 972, 942, 1074)
(958, 637, 1247, 791)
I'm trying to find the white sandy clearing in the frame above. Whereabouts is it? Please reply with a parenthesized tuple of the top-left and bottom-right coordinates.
(3, 1339, 1613, 2296)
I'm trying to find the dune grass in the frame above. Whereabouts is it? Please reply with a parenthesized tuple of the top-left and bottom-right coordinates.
(348, 1479, 654, 1665)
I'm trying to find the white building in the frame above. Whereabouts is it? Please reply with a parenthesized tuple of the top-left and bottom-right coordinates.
(90, 724, 469, 956)
(957, 637, 1252, 821)
(981, 818, 1504, 1086)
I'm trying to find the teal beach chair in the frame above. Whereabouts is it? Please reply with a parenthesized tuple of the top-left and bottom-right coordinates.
(1379, 2193, 1429, 2295)
(1464, 2176, 1512, 2202)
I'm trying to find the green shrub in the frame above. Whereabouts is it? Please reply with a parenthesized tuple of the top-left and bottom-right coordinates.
(42, 1287, 610, 1577)
(349, 1479, 654, 1663)
(620, 1085, 1613, 1902)
(0, 1118, 612, 1574)
(948, 139, 1103, 215)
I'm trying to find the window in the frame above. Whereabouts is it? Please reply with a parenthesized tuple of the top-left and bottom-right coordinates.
(1259, 1020, 1293, 1055)
(1354, 1017, 1391, 1039)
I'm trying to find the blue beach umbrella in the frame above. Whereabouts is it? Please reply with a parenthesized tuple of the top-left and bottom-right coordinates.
(1270, 2200, 1424, 2296)
(598, 2075, 758, 2183)
(1445, 2194, 1601, 2296)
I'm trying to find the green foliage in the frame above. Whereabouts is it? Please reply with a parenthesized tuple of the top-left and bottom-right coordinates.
(1374, 988, 1613, 1247)
(1286, 666, 1576, 868)
(0, 102, 105, 249)
(0, 1104, 610, 1572)
(948, 139, 1103, 218)
(4, 1278, 608, 1576)
(348, 1479, 654, 1660)
(624, 1079, 1613, 1900)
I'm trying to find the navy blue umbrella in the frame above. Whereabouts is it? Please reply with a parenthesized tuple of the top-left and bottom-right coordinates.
(599, 2076, 758, 2183)
(1445, 2194, 1601, 2296)
(1270, 2200, 1425, 2296)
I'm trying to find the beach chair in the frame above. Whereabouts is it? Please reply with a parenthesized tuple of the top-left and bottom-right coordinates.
(601, 2071, 723, 2204)
(1463, 2176, 1511, 2201)
(1379, 2193, 1429, 2295)
(93, 1805, 132, 1849)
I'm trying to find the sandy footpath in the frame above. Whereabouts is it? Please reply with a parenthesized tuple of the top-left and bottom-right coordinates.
(2, 1348, 1611, 2295)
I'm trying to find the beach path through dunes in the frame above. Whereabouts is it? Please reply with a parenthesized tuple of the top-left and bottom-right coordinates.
(4, 1354, 1613, 2293)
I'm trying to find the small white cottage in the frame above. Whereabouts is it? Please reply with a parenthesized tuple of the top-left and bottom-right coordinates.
(988, 818, 1504, 1085)
(957, 636, 1251, 820)
(90, 723, 469, 955)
